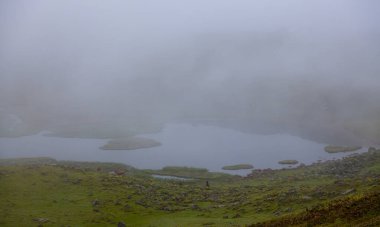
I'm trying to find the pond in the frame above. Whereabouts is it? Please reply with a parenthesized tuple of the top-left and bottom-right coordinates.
(0, 123, 366, 176)
(151, 174, 192, 181)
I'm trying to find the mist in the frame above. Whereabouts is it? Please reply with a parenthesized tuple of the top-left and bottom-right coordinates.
(1, 0, 380, 145)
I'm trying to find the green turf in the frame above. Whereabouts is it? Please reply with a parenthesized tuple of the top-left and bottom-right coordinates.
(0, 150, 379, 226)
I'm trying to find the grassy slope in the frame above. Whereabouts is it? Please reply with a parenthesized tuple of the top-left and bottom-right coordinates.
(0, 151, 379, 227)
(249, 191, 380, 227)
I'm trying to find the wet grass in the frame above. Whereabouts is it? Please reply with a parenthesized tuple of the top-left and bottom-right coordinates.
(0, 150, 379, 226)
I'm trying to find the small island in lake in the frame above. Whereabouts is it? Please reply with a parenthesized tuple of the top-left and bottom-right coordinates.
(278, 160, 299, 165)
(146, 166, 235, 180)
(222, 164, 254, 170)
(324, 145, 362, 153)
(100, 137, 161, 150)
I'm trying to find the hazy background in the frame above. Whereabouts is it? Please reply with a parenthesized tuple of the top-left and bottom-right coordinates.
(1, 0, 379, 145)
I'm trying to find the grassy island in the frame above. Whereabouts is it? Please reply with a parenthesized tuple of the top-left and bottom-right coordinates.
(278, 159, 299, 165)
(324, 145, 362, 153)
(222, 164, 254, 170)
(100, 137, 161, 150)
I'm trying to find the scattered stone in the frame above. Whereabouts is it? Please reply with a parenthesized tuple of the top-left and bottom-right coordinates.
(108, 171, 116, 175)
(191, 204, 200, 210)
(368, 147, 376, 152)
(284, 207, 293, 212)
(232, 213, 241, 218)
(72, 179, 82, 184)
(299, 163, 306, 167)
(342, 188, 356, 195)
(33, 218, 49, 223)
(117, 221, 126, 227)
(92, 199, 100, 206)
(114, 199, 122, 206)
(301, 195, 312, 200)
(160, 206, 171, 211)
(114, 169, 125, 176)
(123, 204, 132, 211)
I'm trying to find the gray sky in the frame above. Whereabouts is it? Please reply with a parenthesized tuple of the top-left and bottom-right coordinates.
(0, 0, 379, 142)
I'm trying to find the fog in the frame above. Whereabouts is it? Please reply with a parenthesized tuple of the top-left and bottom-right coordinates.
(1, 0, 380, 145)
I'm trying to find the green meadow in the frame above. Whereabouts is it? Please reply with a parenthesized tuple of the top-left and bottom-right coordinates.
(1, 149, 379, 226)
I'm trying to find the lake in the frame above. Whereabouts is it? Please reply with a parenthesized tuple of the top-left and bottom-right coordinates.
(0, 123, 366, 176)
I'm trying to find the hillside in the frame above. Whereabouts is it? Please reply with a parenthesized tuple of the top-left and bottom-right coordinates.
(0, 150, 379, 226)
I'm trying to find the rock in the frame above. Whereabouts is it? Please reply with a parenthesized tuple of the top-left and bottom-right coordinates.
(72, 179, 82, 184)
(301, 195, 312, 200)
(114, 169, 126, 176)
(33, 218, 49, 223)
(108, 171, 116, 175)
(284, 207, 293, 212)
(342, 188, 356, 195)
(114, 199, 121, 205)
(117, 221, 126, 227)
(92, 199, 100, 206)
(232, 213, 241, 218)
(135, 200, 145, 206)
(191, 204, 200, 210)
(123, 204, 132, 211)
(160, 206, 171, 211)
(368, 147, 376, 152)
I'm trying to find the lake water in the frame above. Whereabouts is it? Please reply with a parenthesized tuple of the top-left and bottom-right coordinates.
(0, 123, 366, 176)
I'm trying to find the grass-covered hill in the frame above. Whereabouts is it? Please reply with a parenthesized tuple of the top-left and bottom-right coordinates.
(0, 149, 379, 226)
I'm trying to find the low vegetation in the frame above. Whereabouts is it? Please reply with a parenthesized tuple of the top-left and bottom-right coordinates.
(250, 191, 380, 227)
(0, 149, 379, 226)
